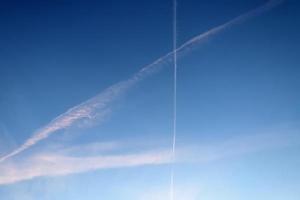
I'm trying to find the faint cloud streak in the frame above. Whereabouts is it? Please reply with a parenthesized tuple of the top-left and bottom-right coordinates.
(0, 149, 172, 185)
(0, 129, 298, 185)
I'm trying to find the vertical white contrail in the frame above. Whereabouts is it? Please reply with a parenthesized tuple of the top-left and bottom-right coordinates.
(170, 0, 177, 200)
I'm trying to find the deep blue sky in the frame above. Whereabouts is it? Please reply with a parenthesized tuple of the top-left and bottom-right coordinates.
(0, 0, 300, 199)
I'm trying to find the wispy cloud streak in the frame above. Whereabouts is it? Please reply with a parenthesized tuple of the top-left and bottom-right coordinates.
(0, 0, 283, 163)
(0, 150, 171, 185)
(0, 129, 297, 185)
(180, 131, 299, 163)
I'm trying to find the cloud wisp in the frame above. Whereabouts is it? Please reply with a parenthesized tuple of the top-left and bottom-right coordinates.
(0, 0, 284, 163)
(0, 129, 298, 185)
(180, 130, 300, 164)
(0, 148, 172, 185)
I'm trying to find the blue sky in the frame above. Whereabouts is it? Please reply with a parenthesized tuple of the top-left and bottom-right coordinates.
(0, 0, 300, 199)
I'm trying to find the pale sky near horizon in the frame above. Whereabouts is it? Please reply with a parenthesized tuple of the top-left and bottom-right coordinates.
(1, 0, 300, 199)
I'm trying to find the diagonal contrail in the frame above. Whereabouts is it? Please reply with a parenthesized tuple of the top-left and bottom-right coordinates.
(0, 0, 283, 163)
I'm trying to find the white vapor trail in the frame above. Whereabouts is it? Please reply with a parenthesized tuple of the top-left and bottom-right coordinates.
(170, 0, 177, 200)
(0, 0, 283, 163)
